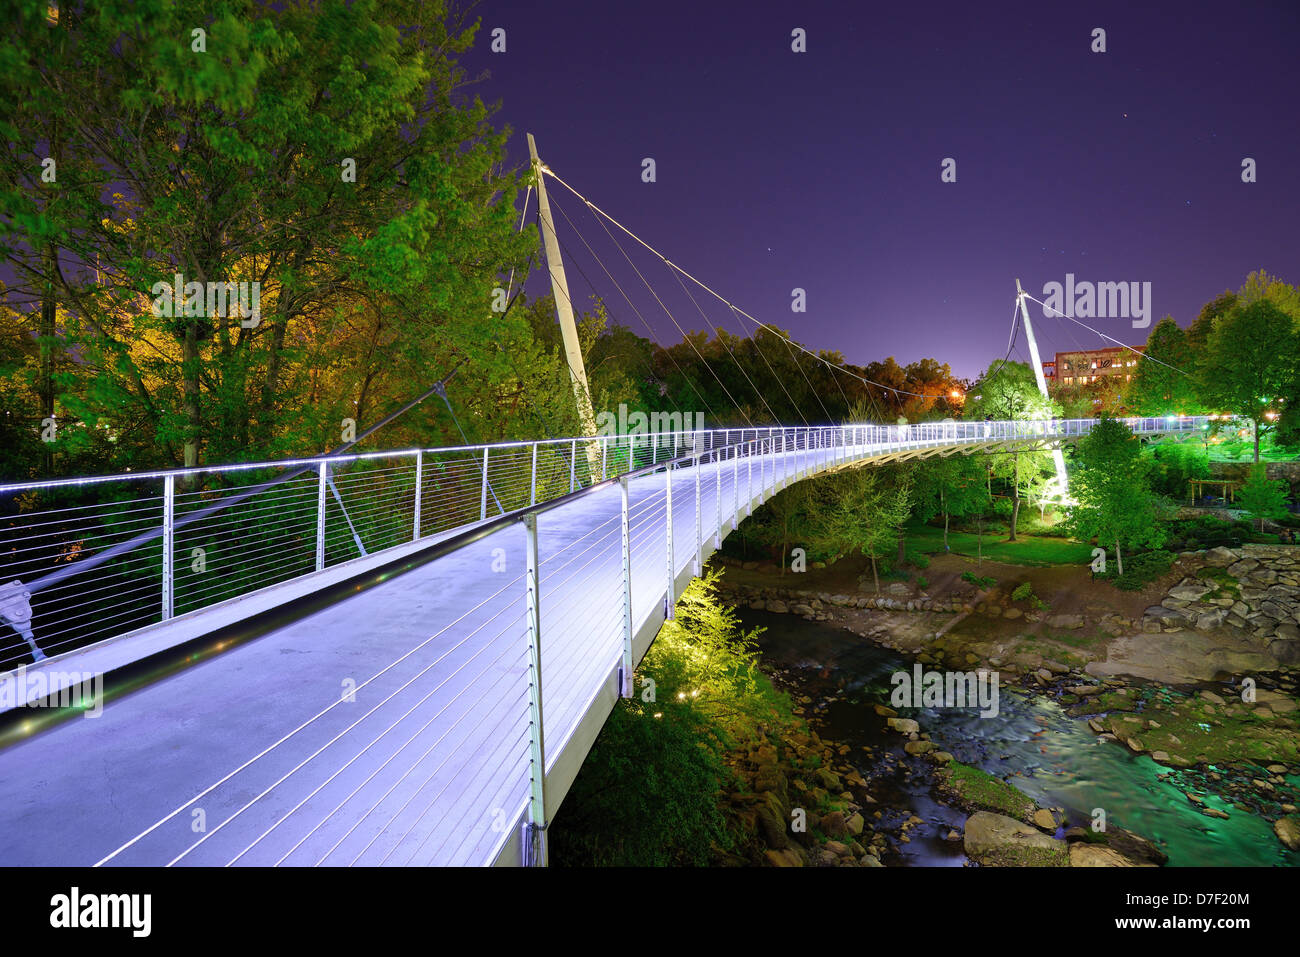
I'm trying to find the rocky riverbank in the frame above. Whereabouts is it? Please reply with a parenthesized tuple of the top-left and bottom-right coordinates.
(730, 657, 1175, 866)
(714, 544, 1300, 860)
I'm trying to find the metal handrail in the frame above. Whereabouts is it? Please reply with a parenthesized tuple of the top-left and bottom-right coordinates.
(0, 415, 1208, 669)
(0, 414, 1211, 866)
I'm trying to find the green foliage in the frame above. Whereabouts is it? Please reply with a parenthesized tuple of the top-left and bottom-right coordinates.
(962, 570, 997, 589)
(1010, 581, 1033, 602)
(1149, 441, 1210, 498)
(810, 468, 913, 592)
(1064, 417, 1169, 573)
(0, 1, 604, 477)
(1097, 549, 1175, 590)
(965, 360, 1058, 421)
(548, 695, 729, 866)
(1237, 463, 1291, 530)
(1164, 515, 1251, 550)
(550, 571, 795, 866)
(1128, 317, 1200, 415)
(909, 454, 990, 538)
(1197, 299, 1300, 462)
(936, 761, 1035, 820)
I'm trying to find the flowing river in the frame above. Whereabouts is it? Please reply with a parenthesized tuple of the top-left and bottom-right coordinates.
(739, 607, 1300, 867)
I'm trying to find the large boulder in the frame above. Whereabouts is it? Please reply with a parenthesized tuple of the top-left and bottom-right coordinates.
(1275, 815, 1300, 851)
(963, 811, 1069, 867)
(1201, 546, 1239, 567)
(1046, 614, 1084, 630)
(1070, 844, 1133, 866)
(1169, 581, 1214, 601)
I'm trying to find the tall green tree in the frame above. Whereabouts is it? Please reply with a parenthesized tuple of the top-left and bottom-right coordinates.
(1064, 417, 1167, 575)
(965, 360, 1059, 540)
(1128, 317, 1198, 414)
(811, 468, 912, 593)
(1, 0, 535, 474)
(1196, 299, 1300, 462)
(910, 454, 991, 549)
(1237, 463, 1290, 532)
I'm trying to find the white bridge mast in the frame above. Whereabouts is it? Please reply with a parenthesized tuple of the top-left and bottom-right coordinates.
(528, 134, 601, 478)
(1016, 278, 1070, 498)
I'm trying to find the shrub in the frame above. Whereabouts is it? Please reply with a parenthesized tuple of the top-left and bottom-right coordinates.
(962, 570, 997, 589)
(1011, 581, 1033, 602)
(549, 570, 796, 865)
(1150, 441, 1210, 499)
(1098, 549, 1175, 590)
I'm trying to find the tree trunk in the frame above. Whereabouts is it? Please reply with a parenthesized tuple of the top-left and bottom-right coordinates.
(870, 553, 880, 594)
(1255, 420, 1261, 463)
(943, 510, 950, 550)
(897, 528, 906, 566)
(183, 318, 201, 467)
(1008, 454, 1020, 541)
(1115, 538, 1123, 576)
(39, 242, 56, 472)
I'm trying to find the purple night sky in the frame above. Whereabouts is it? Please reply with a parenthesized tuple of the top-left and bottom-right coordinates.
(461, 0, 1300, 381)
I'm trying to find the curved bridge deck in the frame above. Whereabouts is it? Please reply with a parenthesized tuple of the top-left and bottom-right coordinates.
(0, 417, 1204, 866)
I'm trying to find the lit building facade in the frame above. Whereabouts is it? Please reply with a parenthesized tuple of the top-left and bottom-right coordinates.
(1045, 345, 1144, 390)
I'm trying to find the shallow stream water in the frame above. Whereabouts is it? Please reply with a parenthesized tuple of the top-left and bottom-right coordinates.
(740, 607, 1300, 867)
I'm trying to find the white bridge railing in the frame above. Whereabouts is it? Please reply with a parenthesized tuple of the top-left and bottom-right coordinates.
(0, 414, 1209, 866)
(0, 415, 1207, 675)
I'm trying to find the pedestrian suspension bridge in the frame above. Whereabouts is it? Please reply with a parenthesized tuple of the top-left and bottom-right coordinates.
(0, 415, 1205, 866)
(0, 136, 1211, 866)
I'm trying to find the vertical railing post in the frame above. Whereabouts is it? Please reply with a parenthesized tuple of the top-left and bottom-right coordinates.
(748, 440, 754, 514)
(316, 462, 327, 571)
(162, 474, 174, 621)
(732, 444, 739, 530)
(715, 448, 722, 549)
(530, 443, 538, 506)
(602, 438, 608, 481)
(665, 463, 676, 619)
(522, 512, 547, 867)
(413, 450, 423, 541)
(569, 439, 576, 493)
(619, 475, 634, 697)
(481, 448, 490, 521)
(694, 454, 703, 574)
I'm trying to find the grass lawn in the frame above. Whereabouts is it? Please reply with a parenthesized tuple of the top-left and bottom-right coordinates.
(905, 521, 1093, 566)
(1207, 448, 1299, 464)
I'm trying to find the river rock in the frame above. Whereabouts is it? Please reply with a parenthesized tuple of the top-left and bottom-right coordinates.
(1032, 808, 1059, 832)
(1169, 581, 1214, 601)
(763, 848, 804, 867)
(1202, 546, 1238, 567)
(1069, 844, 1138, 867)
(1046, 614, 1084, 629)
(1276, 815, 1300, 851)
(962, 811, 1069, 867)
(887, 717, 920, 734)
(1105, 824, 1170, 865)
